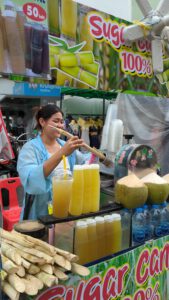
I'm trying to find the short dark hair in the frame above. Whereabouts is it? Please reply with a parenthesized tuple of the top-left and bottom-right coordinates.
(36, 104, 63, 129)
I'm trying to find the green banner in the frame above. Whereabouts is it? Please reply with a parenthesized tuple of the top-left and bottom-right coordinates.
(36, 235, 169, 300)
(48, 0, 169, 96)
(0, 0, 50, 79)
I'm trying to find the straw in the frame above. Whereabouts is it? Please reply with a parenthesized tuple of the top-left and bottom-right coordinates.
(62, 155, 67, 179)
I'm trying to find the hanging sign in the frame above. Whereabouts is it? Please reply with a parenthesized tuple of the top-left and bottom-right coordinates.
(0, 0, 50, 79)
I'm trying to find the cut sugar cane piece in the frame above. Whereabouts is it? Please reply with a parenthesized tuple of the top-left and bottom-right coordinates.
(53, 267, 69, 281)
(8, 274, 26, 293)
(40, 264, 53, 275)
(0, 228, 34, 248)
(21, 257, 31, 269)
(28, 264, 40, 275)
(1, 269, 7, 280)
(16, 265, 25, 277)
(55, 247, 78, 262)
(22, 278, 38, 296)
(36, 271, 56, 287)
(71, 263, 90, 276)
(54, 52, 94, 67)
(82, 63, 99, 75)
(54, 254, 71, 270)
(2, 281, 20, 300)
(16, 249, 45, 264)
(25, 274, 44, 290)
(1, 255, 19, 274)
(61, 66, 97, 88)
(1, 242, 22, 266)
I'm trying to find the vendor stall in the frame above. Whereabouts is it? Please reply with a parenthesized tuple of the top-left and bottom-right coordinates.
(1, 0, 169, 299)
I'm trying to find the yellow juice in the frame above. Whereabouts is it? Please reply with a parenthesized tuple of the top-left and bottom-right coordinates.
(69, 166, 84, 216)
(95, 216, 106, 259)
(90, 164, 100, 212)
(111, 214, 122, 253)
(86, 218, 97, 262)
(61, 0, 77, 39)
(82, 165, 92, 214)
(104, 215, 115, 256)
(52, 176, 73, 218)
(74, 221, 89, 265)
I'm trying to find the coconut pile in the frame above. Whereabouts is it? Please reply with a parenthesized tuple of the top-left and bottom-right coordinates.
(115, 171, 169, 208)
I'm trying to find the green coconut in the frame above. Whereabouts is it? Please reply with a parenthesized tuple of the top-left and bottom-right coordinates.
(141, 172, 169, 204)
(115, 173, 148, 209)
(163, 173, 169, 184)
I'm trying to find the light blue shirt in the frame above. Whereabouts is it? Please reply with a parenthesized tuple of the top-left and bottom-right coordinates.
(17, 134, 88, 220)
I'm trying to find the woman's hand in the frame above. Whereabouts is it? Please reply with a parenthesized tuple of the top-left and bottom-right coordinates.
(61, 136, 84, 156)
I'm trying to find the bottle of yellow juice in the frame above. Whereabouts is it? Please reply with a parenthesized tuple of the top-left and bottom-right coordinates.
(95, 216, 106, 259)
(104, 214, 115, 256)
(82, 165, 92, 214)
(90, 164, 100, 212)
(111, 214, 122, 253)
(86, 218, 98, 262)
(69, 165, 84, 216)
(74, 220, 89, 265)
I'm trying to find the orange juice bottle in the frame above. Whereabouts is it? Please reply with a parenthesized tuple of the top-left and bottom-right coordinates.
(82, 165, 92, 214)
(95, 216, 106, 259)
(111, 214, 122, 253)
(90, 164, 100, 212)
(74, 220, 89, 264)
(104, 214, 115, 256)
(86, 218, 98, 262)
(69, 165, 84, 216)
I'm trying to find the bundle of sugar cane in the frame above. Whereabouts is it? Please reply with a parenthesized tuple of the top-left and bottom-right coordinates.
(0, 228, 90, 300)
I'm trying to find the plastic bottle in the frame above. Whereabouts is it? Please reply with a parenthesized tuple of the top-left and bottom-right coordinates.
(86, 218, 97, 262)
(150, 205, 162, 239)
(16, 6, 27, 52)
(160, 202, 169, 236)
(132, 208, 146, 246)
(69, 165, 84, 216)
(104, 215, 114, 256)
(82, 165, 92, 214)
(90, 164, 100, 213)
(121, 209, 131, 250)
(74, 220, 89, 265)
(111, 214, 122, 253)
(143, 205, 153, 241)
(31, 24, 43, 74)
(95, 216, 106, 259)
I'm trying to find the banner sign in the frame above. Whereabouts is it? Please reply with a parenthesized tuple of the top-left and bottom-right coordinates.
(13, 82, 61, 97)
(0, 0, 50, 79)
(48, 1, 169, 96)
(36, 235, 169, 300)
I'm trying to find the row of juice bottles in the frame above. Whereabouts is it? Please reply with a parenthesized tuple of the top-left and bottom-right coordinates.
(52, 164, 100, 218)
(69, 164, 100, 216)
(74, 214, 122, 265)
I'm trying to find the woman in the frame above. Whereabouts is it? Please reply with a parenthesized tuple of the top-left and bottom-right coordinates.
(17, 104, 88, 220)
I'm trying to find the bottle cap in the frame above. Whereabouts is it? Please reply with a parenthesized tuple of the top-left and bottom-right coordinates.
(74, 165, 84, 170)
(112, 213, 121, 220)
(86, 218, 96, 225)
(135, 208, 143, 213)
(95, 216, 104, 223)
(90, 164, 100, 170)
(104, 215, 113, 222)
(4, 0, 14, 7)
(76, 220, 87, 228)
(151, 205, 159, 209)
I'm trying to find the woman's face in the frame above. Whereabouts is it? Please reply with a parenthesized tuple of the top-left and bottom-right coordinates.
(40, 112, 64, 139)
